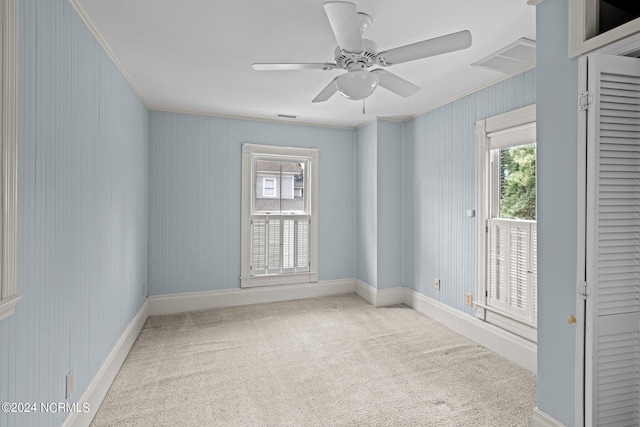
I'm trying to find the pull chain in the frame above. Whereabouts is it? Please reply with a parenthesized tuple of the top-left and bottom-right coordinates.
(362, 99, 366, 115)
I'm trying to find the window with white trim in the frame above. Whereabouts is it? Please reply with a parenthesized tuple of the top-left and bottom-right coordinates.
(241, 144, 318, 288)
(475, 105, 537, 341)
(0, 0, 19, 322)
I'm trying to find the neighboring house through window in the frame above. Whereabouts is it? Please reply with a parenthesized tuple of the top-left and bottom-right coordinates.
(241, 144, 318, 288)
(475, 105, 537, 341)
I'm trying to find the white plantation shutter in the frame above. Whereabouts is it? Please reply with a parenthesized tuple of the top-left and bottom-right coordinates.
(250, 216, 310, 276)
(531, 224, 537, 324)
(251, 217, 267, 275)
(508, 223, 530, 320)
(585, 54, 640, 427)
(487, 219, 536, 323)
(282, 219, 295, 270)
(297, 219, 309, 272)
(488, 219, 508, 311)
(267, 219, 281, 273)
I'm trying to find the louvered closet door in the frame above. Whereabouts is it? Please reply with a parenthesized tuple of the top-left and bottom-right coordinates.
(585, 54, 640, 427)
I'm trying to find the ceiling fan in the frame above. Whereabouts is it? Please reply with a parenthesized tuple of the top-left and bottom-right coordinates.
(252, 1, 472, 103)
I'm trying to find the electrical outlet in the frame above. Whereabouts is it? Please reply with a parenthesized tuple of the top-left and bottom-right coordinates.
(66, 370, 74, 399)
(465, 293, 473, 307)
(434, 279, 440, 290)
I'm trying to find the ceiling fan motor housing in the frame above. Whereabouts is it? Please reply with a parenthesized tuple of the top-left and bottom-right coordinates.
(334, 39, 378, 70)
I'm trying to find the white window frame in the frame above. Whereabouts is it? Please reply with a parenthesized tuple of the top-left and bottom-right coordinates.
(240, 144, 318, 288)
(0, 0, 19, 321)
(569, 0, 640, 57)
(474, 104, 536, 341)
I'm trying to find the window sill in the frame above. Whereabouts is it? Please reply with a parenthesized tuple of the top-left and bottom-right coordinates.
(241, 272, 318, 288)
(0, 294, 21, 322)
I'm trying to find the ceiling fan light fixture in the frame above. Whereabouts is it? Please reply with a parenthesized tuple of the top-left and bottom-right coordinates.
(336, 70, 379, 100)
(357, 12, 372, 33)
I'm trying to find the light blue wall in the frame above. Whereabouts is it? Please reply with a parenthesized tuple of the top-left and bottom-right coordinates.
(355, 122, 377, 288)
(149, 112, 356, 295)
(0, 0, 150, 426)
(535, 1, 579, 424)
(377, 121, 403, 289)
(403, 69, 536, 314)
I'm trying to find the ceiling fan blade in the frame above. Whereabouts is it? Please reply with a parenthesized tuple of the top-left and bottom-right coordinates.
(253, 63, 337, 71)
(371, 69, 420, 98)
(377, 30, 472, 66)
(323, 2, 364, 54)
(312, 78, 339, 103)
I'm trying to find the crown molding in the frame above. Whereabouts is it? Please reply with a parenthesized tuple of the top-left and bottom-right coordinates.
(68, 0, 150, 108)
(527, 0, 544, 5)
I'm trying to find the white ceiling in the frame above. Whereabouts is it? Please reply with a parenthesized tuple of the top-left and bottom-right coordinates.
(75, 0, 536, 128)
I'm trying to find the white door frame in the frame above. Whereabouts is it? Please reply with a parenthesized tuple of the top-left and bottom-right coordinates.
(575, 34, 640, 427)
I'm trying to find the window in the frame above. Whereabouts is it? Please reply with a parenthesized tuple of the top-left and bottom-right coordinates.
(0, 0, 19, 321)
(262, 177, 276, 198)
(569, 0, 640, 57)
(240, 144, 318, 288)
(475, 105, 537, 341)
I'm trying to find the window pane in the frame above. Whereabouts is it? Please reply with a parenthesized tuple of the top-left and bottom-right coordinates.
(255, 160, 281, 212)
(281, 161, 305, 212)
(255, 160, 305, 213)
(499, 144, 536, 220)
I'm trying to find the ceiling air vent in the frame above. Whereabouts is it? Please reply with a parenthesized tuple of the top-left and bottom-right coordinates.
(275, 114, 297, 119)
(472, 38, 536, 74)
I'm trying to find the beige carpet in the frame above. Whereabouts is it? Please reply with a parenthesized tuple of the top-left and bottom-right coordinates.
(91, 294, 535, 426)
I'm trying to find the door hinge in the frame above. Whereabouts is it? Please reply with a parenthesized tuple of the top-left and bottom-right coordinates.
(578, 281, 590, 299)
(486, 225, 488, 233)
(579, 91, 593, 111)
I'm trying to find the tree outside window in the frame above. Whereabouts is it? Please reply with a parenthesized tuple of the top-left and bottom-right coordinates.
(499, 143, 536, 220)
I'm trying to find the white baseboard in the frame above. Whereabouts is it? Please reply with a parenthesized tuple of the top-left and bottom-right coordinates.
(149, 279, 356, 316)
(62, 299, 150, 427)
(354, 280, 405, 307)
(531, 408, 567, 427)
(403, 288, 537, 374)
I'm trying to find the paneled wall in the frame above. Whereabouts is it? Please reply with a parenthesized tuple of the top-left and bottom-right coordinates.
(355, 122, 377, 288)
(0, 0, 149, 426)
(403, 69, 535, 314)
(377, 121, 403, 289)
(355, 120, 403, 290)
(149, 112, 356, 295)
